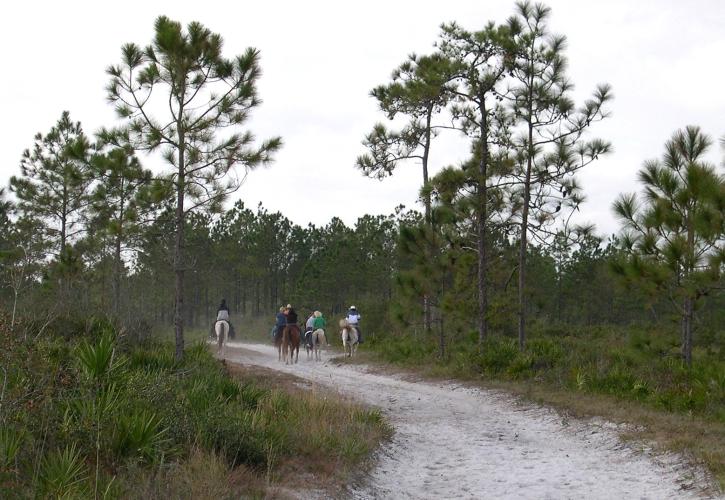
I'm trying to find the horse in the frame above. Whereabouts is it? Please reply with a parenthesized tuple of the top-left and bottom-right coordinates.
(214, 320, 230, 357)
(339, 319, 359, 358)
(281, 324, 301, 365)
(304, 329, 314, 359)
(305, 328, 327, 361)
(274, 327, 284, 361)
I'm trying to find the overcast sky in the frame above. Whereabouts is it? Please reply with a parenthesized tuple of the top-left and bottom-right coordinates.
(2, 0, 724, 237)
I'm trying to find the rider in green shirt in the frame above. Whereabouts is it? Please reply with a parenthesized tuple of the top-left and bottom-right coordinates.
(313, 311, 326, 331)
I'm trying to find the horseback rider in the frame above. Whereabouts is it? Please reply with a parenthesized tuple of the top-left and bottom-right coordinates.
(346, 305, 362, 343)
(305, 311, 315, 347)
(217, 299, 230, 322)
(313, 310, 326, 334)
(285, 304, 298, 325)
(273, 306, 287, 339)
(214, 298, 235, 341)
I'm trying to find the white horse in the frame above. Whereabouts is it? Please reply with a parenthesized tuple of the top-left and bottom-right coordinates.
(339, 320, 359, 358)
(306, 328, 327, 361)
(215, 320, 230, 357)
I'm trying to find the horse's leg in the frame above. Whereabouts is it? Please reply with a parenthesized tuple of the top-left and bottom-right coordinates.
(222, 323, 228, 357)
(215, 322, 221, 353)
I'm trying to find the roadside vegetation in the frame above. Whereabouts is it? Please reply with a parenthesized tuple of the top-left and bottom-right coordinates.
(360, 324, 724, 489)
(0, 315, 390, 498)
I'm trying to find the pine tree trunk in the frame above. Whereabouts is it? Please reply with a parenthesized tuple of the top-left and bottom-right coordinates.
(61, 183, 68, 256)
(422, 105, 433, 337)
(174, 140, 186, 362)
(518, 175, 531, 351)
(682, 213, 696, 367)
(113, 234, 122, 318)
(438, 317, 445, 359)
(683, 297, 694, 367)
(11, 289, 18, 330)
(477, 96, 489, 344)
(518, 79, 534, 352)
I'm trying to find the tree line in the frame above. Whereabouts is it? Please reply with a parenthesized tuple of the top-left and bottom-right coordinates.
(356, 1, 724, 365)
(0, 3, 723, 367)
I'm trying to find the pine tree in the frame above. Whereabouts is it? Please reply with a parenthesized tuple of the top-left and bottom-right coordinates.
(88, 146, 153, 317)
(613, 126, 724, 366)
(10, 111, 91, 258)
(357, 53, 455, 335)
(506, 1, 611, 350)
(437, 21, 515, 343)
(105, 17, 282, 360)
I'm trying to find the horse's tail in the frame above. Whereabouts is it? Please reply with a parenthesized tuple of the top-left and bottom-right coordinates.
(215, 321, 228, 350)
(282, 326, 290, 348)
(279, 326, 288, 361)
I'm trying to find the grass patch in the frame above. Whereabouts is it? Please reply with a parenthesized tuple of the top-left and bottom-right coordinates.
(224, 361, 392, 491)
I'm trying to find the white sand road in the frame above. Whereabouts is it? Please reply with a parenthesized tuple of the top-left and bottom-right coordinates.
(223, 341, 718, 500)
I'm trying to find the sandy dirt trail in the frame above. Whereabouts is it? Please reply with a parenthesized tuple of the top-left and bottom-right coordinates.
(224, 341, 715, 499)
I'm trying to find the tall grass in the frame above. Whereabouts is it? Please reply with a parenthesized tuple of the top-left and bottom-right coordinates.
(0, 315, 390, 497)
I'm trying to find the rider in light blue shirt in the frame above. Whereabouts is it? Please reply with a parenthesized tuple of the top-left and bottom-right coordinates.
(346, 305, 362, 343)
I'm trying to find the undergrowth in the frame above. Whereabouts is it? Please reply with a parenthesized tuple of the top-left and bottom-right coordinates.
(0, 314, 389, 498)
(365, 323, 725, 489)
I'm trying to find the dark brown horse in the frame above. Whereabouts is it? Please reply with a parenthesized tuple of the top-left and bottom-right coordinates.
(274, 327, 285, 362)
(282, 324, 301, 364)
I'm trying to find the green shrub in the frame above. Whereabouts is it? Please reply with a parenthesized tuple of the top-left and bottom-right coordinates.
(39, 444, 89, 499)
(112, 411, 170, 464)
(473, 339, 519, 375)
(201, 409, 266, 468)
(0, 427, 24, 471)
(77, 331, 125, 382)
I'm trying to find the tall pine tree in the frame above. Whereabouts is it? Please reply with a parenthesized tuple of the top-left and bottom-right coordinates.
(105, 17, 282, 360)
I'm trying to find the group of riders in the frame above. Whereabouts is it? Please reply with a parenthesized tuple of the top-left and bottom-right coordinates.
(272, 303, 363, 348)
(213, 299, 363, 348)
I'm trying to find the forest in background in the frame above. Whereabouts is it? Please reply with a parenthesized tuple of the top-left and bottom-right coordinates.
(1, 2, 721, 360)
(0, 2, 723, 491)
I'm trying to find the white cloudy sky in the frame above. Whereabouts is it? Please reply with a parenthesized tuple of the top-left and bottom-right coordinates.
(1, 0, 724, 236)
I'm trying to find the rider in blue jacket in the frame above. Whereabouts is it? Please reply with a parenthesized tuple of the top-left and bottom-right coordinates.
(273, 306, 287, 338)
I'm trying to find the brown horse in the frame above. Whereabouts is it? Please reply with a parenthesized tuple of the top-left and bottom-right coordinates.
(274, 327, 285, 361)
(282, 324, 301, 364)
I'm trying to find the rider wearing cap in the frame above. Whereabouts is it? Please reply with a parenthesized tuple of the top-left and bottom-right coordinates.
(273, 306, 287, 338)
(286, 304, 298, 325)
(346, 305, 362, 343)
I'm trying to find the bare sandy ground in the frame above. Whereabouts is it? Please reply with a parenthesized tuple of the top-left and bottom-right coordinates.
(223, 341, 718, 500)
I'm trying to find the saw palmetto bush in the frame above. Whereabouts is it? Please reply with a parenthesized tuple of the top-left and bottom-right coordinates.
(38, 443, 89, 499)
